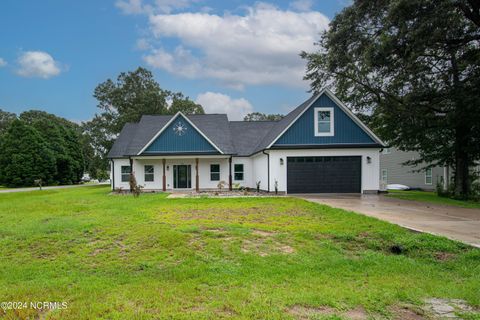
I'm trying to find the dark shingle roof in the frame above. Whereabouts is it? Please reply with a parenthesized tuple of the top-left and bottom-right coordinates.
(124, 115, 172, 155)
(107, 123, 139, 158)
(186, 114, 236, 154)
(107, 94, 326, 158)
(229, 121, 277, 156)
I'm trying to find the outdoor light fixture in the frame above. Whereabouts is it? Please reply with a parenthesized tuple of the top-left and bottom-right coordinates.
(366, 156, 372, 164)
(280, 158, 284, 165)
(167, 165, 170, 171)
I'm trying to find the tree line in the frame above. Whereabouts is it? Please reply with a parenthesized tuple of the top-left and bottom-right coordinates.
(0, 110, 84, 187)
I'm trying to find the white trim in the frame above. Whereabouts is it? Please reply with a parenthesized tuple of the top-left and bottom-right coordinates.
(314, 107, 334, 137)
(137, 112, 224, 155)
(381, 169, 388, 183)
(266, 88, 386, 149)
(425, 168, 433, 185)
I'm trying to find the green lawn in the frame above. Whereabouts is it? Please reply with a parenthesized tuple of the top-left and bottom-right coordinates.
(386, 190, 480, 209)
(0, 186, 479, 319)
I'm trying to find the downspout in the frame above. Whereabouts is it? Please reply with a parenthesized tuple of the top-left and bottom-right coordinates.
(262, 150, 270, 192)
(229, 156, 233, 191)
(111, 159, 115, 190)
(129, 157, 133, 192)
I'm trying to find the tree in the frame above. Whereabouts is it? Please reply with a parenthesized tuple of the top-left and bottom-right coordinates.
(20, 110, 84, 185)
(243, 112, 284, 121)
(93, 67, 170, 136)
(0, 119, 56, 187)
(0, 109, 16, 135)
(84, 67, 204, 176)
(301, 0, 480, 198)
(167, 92, 204, 115)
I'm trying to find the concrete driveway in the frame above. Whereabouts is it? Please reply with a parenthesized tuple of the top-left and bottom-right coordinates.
(296, 194, 480, 248)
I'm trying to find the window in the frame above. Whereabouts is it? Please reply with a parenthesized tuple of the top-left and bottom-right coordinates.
(314, 107, 334, 136)
(144, 165, 154, 182)
(210, 164, 220, 181)
(121, 166, 131, 182)
(425, 168, 433, 185)
(234, 164, 244, 181)
(381, 169, 388, 183)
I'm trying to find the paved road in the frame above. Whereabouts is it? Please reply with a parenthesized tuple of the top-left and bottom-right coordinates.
(0, 183, 108, 193)
(296, 194, 480, 248)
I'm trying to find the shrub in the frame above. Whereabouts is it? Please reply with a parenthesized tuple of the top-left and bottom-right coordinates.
(217, 180, 226, 190)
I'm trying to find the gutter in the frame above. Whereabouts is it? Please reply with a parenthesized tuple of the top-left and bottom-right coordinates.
(262, 150, 270, 192)
(111, 159, 115, 190)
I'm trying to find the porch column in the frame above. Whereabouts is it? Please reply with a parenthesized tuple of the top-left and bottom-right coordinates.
(195, 158, 199, 192)
(162, 159, 166, 191)
(229, 156, 232, 191)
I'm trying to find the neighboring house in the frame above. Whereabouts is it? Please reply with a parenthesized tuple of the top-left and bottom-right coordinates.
(379, 147, 449, 191)
(108, 89, 385, 194)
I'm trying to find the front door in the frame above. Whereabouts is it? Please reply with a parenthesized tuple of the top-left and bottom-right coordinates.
(173, 165, 191, 189)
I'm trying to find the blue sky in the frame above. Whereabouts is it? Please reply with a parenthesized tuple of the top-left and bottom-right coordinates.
(0, 0, 347, 122)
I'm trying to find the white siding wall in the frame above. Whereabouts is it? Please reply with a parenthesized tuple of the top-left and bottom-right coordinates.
(113, 157, 231, 190)
(231, 157, 253, 188)
(268, 148, 381, 193)
(112, 149, 380, 193)
(252, 153, 269, 191)
(198, 158, 229, 189)
(111, 158, 131, 190)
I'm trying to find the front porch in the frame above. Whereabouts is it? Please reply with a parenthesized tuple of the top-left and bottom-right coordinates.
(112, 155, 234, 192)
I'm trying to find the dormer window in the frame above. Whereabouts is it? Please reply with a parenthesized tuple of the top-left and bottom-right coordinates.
(314, 107, 334, 136)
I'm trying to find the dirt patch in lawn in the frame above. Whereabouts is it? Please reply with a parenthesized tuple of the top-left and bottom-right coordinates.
(286, 305, 371, 320)
(389, 305, 426, 320)
(343, 306, 369, 319)
(241, 229, 294, 256)
(165, 206, 309, 224)
(286, 305, 338, 319)
(434, 252, 456, 261)
(252, 229, 276, 237)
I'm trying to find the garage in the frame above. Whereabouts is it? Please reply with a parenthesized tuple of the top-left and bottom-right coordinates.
(286, 156, 361, 193)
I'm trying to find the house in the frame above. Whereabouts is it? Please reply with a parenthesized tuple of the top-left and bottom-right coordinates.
(107, 89, 386, 194)
(379, 147, 450, 191)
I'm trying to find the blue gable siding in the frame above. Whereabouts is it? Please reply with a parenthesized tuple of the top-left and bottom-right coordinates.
(274, 93, 375, 146)
(143, 115, 219, 154)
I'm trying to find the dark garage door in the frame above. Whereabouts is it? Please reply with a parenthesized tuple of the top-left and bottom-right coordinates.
(287, 156, 361, 193)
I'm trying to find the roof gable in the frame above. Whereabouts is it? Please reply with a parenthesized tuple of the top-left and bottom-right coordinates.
(267, 89, 384, 148)
(139, 113, 222, 154)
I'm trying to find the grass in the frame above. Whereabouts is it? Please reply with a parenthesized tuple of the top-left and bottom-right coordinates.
(387, 190, 480, 209)
(0, 186, 479, 319)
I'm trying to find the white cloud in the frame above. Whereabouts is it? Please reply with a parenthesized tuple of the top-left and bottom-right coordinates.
(16, 51, 61, 79)
(195, 92, 253, 121)
(116, 0, 196, 14)
(135, 38, 152, 50)
(0, 58, 6, 67)
(289, 0, 313, 12)
(143, 3, 329, 89)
